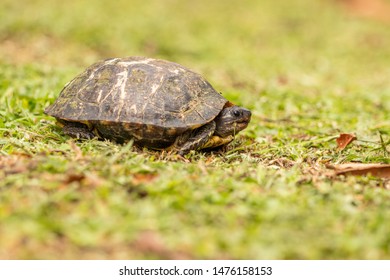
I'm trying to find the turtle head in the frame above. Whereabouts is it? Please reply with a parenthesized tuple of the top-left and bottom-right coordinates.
(214, 106, 251, 137)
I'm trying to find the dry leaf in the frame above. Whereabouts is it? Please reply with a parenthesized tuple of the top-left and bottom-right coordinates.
(336, 133, 357, 150)
(327, 163, 390, 179)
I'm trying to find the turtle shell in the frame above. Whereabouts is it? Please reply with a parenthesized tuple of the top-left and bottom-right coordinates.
(45, 57, 228, 148)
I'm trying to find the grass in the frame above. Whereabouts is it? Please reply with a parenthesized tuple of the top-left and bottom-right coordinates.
(1, 0, 390, 259)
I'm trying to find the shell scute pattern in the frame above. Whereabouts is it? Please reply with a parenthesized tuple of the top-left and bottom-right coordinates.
(45, 57, 228, 144)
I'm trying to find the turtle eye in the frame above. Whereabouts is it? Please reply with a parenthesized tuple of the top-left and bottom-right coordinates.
(233, 109, 241, 117)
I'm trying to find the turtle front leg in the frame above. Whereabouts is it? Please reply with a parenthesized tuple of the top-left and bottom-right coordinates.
(62, 122, 96, 140)
(177, 121, 216, 156)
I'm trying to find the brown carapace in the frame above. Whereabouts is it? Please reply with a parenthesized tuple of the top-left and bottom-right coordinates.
(45, 57, 251, 155)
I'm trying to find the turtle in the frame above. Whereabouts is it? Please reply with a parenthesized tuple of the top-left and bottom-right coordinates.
(45, 56, 251, 155)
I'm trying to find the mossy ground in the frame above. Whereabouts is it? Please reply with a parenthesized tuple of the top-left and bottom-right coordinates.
(0, 0, 389, 259)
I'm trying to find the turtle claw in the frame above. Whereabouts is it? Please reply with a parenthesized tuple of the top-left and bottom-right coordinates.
(62, 123, 95, 140)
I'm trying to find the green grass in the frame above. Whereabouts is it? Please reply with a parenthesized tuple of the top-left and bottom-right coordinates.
(1, 0, 390, 259)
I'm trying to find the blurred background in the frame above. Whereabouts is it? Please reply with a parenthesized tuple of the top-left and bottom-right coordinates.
(1, 0, 390, 96)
